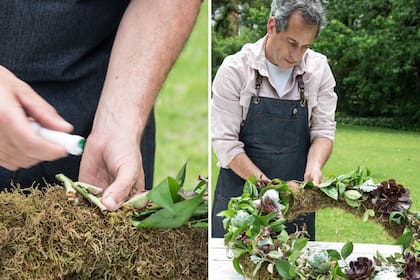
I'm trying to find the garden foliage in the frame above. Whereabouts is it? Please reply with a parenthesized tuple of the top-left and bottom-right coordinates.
(212, 0, 419, 128)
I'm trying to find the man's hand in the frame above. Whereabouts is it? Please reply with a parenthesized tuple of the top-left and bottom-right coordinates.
(304, 137, 333, 185)
(304, 166, 323, 185)
(78, 132, 143, 211)
(0, 66, 72, 170)
(229, 152, 270, 181)
(78, 0, 201, 211)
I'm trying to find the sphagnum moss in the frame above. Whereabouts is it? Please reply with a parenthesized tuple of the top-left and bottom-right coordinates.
(0, 186, 207, 280)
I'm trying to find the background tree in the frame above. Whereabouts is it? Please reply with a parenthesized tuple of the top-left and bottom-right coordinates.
(212, 0, 419, 129)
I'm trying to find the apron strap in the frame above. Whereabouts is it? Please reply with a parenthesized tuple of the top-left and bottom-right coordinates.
(296, 74, 306, 107)
(252, 70, 263, 105)
(253, 71, 306, 108)
(255, 70, 263, 96)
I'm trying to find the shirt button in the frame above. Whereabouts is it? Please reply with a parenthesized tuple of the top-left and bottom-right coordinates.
(292, 108, 298, 115)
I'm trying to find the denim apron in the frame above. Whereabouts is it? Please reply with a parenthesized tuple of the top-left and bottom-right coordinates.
(0, 1, 155, 190)
(212, 71, 315, 240)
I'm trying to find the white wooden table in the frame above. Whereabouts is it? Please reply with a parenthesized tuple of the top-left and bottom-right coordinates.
(209, 238, 402, 280)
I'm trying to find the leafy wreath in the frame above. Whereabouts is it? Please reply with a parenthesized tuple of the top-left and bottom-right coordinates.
(219, 167, 420, 279)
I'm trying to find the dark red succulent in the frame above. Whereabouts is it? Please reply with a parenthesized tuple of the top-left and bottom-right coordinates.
(405, 254, 420, 280)
(345, 257, 375, 280)
(371, 179, 412, 215)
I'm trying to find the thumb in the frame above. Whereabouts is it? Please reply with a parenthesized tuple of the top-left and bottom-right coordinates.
(16, 84, 73, 133)
(101, 165, 142, 211)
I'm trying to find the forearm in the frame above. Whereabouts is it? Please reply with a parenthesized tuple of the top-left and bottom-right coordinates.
(304, 137, 333, 184)
(92, 0, 201, 140)
(228, 152, 269, 181)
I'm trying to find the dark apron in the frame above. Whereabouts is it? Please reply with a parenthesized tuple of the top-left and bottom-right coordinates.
(212, 71, 315, 240)
(0, 1, 155, 190)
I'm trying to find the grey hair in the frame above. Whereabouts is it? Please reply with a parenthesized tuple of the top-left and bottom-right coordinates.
(270, 0, 326, 37)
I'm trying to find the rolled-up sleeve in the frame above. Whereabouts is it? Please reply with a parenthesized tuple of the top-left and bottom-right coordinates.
(211, 56, 246, 168)
(309, 60, 337, 142)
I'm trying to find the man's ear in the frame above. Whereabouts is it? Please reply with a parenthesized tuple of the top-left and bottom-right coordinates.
(267, 17, 276, 36)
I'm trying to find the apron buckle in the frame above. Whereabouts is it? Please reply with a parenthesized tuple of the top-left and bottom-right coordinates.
(300, 93, 307, 107)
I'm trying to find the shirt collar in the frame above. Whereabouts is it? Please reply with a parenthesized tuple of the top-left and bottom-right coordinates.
(244, 34, 312, 81)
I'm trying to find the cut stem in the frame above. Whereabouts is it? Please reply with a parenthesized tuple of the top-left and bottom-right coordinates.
(56, 173, 76, 196)
(56, 174, 107, 213)
(76, 181, 103, 195)
(122, 191, 149, 209)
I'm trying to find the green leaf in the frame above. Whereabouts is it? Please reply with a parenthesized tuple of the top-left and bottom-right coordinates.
(268, 218, 286, 232)
(280, 195, 290, 214)
(252, 261, 263, 278)
(320, 186, 339, 200)
(344, 190, 362, 200)
(189, 221, 208, 228)
(275, 260, 293, 279)
(288, 265, 296, 277)
(394, 230, 413, 250)
(327, 249, 341, 260)
(278, 230, 289, 242)
(293, 237, 308, 251)
(337, 182, 347, 196)
(217, 209, 235, 218)
(389, 211, 406, 225)
(193, 200, 208, 216)
(318, 178, 336, 188)
(233, 257, 244, 275)
(232, 247, 246, 259)
(268, 251, 283, 259)
(413, 240, 420, 253)
(147, 177, 179, 214)
(176, 162, 187, 188)
(122, 191, 149, 209)
(254, 212, 277, 226)
(133, 188, 205, 228)
(267, 263, 274, 274)
(288, 250, 303, 263)
(193, 177, 208, 192)
(335, 265, 347, 277)
(362, 209, 375, 222)
(302, 181, 314, 188)
(341, 242, 353, 259)
(344, 196, 361, 208)
(243, 178, 259, 199)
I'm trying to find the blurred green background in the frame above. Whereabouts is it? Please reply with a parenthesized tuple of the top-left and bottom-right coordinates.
(154, 1, 208, 190)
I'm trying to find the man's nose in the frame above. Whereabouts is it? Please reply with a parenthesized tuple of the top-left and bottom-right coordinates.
(290, 48, 303, 62)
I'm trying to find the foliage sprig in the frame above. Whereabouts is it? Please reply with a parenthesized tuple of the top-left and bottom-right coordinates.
(219, 167, 419, 279)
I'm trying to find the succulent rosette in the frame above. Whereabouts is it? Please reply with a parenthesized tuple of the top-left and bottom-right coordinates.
(345, 257, 375, 280)
(405, 254, 420, 280)
(373, 268, 400, 280)
(261, 189, 286, 219)
(371, 179, 412, 215)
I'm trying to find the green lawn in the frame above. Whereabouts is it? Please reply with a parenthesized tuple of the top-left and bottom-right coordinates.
(318, 124, 420, 244)
(154, 1, 208, 190)
(211, 124, 420, 244)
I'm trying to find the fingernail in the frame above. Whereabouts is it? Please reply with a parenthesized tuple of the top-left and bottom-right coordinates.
(60, 120, 73, 130)
(102, 196, 118, 211)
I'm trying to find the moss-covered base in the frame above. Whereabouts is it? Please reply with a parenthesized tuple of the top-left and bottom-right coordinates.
(286, 187, 407, 239)
(239, 254, 281, 280)
(0, 187, 207, 280)
(236, 186, 419, 280)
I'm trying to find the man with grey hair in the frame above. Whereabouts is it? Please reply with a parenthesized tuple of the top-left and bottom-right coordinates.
(212, 0, 337, 239)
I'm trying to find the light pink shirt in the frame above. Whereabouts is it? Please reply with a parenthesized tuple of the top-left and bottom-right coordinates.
(211, 35, 338, 168)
